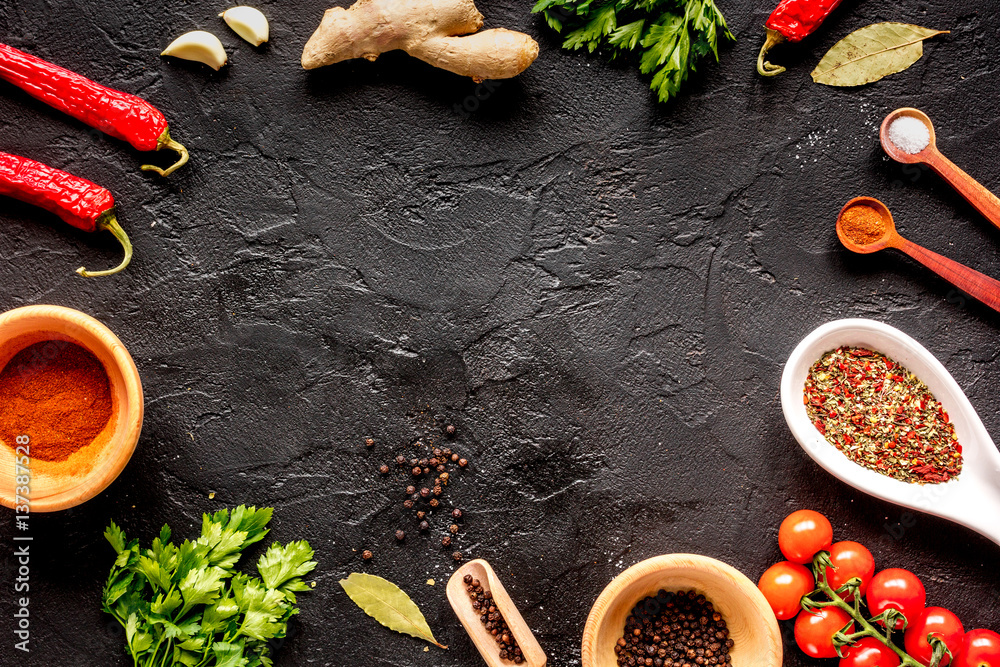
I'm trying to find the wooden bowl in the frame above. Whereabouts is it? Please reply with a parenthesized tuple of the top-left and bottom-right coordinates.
(582, 554, 782, 667)
(0, 305, 143, 511)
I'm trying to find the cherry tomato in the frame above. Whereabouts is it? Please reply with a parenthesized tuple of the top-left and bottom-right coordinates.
(903, 607, 965, 666)
(839, 637, 901, 667)
(795, 606, 854, 659)
(758, 561, 815, 620)
(826, 541, 875, 598)
(956, 629, 1000, 667)
(779, 510, 834, 564)
(866, 568, 926, 630)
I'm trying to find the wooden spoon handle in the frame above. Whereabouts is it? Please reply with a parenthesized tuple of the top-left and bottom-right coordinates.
(895, 237, 1000, 312)
(926, 150, 1000, 232)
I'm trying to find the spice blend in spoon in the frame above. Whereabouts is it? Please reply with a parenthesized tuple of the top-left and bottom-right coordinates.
(616, 589, 733, 667)
(805, 346, 962, 484)
(839, 205, 886, 245)
(0, 340, 113, 461)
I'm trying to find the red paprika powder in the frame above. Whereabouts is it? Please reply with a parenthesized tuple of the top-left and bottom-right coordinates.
(0, 340, 113, 462)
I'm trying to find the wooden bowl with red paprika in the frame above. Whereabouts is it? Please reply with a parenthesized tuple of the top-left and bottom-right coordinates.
(0, 305, 142, 511)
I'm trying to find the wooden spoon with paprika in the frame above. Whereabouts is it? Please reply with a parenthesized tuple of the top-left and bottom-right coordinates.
(836, 196, 1000, 313)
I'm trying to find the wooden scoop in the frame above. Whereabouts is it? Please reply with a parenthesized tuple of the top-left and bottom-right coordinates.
(447, 559, 546, 667)
(836, 196, 1000, 313)
(881, 108, 1000, 232)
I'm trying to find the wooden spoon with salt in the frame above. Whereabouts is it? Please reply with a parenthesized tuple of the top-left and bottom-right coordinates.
(447, 559, 546, 667)
(881, 108, 1000, 232)
(836, 196, 1000, 313)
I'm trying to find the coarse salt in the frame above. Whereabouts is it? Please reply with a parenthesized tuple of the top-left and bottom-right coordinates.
(888, 116, 931, 154)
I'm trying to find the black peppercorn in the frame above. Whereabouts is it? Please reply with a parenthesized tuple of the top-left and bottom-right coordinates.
(378, 464, 389, 474)
(419, 520, 429, 531)
(419, 487, 431, 498)
(439, 472, 450, 483)
(449, 523, 459, 534)
(433, 486, 443, 496)
(418, 459, 429, 468)
(395, 455, 406, 465)
(450, 453, 459, 462)
(429, 458, 439, 467)
(429, 498, 440, 508)
(463, 574, 472, 584)
(412, 466, 422, 476)
(403, 499, 414, 509)
(451, 508, 463, 519)
(445, 424, 456, 436)
(365, 438, 374, 448)
(362, 549, 373, 560)
(417, 511, 426, 520)
(442, 448, 452, 457)
(459, 458, 468, 468)
(395, 530, 405, 541)
(442, 535, 452, 547)
(406, 485, 416, 495)
(452, 551, 462, 561)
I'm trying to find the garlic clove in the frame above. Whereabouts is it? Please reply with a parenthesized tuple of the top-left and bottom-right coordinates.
(161, 31, 228, 70)
(220, 6, 269, 47)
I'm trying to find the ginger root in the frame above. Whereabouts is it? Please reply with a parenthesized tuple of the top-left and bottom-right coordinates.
(301, 0, 539, 82)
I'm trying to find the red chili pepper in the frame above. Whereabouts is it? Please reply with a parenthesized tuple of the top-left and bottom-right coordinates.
(0, 42, 188, 176)
(0, 151, 132, 276)
(756, 0, 844, 77)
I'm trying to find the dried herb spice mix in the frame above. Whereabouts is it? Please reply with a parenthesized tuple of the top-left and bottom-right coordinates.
(805, 346, 962, 484)
(616, 589, 733, 667)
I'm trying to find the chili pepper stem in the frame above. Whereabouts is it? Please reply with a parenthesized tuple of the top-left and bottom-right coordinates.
(141, 130, 189, 177)
(757, 29, 787, 76)
(76, 213, 133, 277)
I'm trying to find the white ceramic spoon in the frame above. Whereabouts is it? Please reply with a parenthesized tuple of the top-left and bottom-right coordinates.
(781, 318, 1000, 547)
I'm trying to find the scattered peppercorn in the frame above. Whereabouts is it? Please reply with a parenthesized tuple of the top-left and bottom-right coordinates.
(466, 576, 523, 663)
(362, 549, 373, 560)
(429, 498, 440, 508)
(406, 485, 416, 495)
(420, 487, 431, 498)
(378, 464, 389, 474)
(445, 424, 457, 436)
(442, 535, 452, 547)
(365, 438, 375, 448)
(396, 455, 407, 466)
(395, 530, 405, 541)
(616, 589, 732, 667)
(451, 453, 460, 462)
(452, 551, 463, 562)
(433, 486, 443, 496)
(459, 458, 468, 468)
(412, 466, 422, 476)
(451, 509, 463, 520)
(419, 520, 430, 532)
(417, 511, 427, 520)
(403, 499, 414, 509)
(449, 524, 459, 534)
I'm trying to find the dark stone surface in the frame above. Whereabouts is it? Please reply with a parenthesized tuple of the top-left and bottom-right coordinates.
(1, 0, 999, 665)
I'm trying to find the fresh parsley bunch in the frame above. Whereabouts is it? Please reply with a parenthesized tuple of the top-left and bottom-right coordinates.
(532, 0, 735, 102)
(102, 506, 317, 667)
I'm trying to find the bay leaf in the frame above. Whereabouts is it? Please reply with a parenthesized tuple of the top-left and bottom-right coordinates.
(811, 23, 948, 87)
(340, 573, 447, 648)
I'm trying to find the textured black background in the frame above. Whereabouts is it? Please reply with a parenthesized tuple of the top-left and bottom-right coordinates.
(1, 0, 999, 665)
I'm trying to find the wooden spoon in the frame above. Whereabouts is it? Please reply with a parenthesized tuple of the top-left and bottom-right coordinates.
(447, 559, 546, 667)
(836, 197, 1000, 313)
(880, 108, 1000, 231)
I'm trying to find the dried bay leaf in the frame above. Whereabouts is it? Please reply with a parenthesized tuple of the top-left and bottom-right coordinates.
(812, 22, 948, 87)
(340, 573, 447, 648)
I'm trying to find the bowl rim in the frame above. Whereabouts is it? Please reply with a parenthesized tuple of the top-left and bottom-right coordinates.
(581, 553, 782, 667)
(0, 304, 143, 511)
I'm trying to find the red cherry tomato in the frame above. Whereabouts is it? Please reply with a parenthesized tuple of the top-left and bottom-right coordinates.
(866, 568, 926, 630)
(904, 607, 965, 666)
(795, 606, 854, 659)
(956, 629, 1000, 667)
(839, 637, 901, 667)
(758, 561, 815, 620)
(779, 510, 834, 564)
(826, 541, 875, 598)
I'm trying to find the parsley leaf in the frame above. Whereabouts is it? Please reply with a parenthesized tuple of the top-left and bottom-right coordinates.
(102, 507, 315, 667)
(533, 0, 734, 102)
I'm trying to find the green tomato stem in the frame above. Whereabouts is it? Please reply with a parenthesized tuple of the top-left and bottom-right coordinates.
(805, 552, 925, 667)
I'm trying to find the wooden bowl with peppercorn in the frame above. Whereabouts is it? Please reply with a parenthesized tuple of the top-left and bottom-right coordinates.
(0, 305, 143, 512)
(582, 554, 782, 667)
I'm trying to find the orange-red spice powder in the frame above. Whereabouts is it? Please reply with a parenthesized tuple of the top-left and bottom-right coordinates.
(841, 205, 886, 245)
